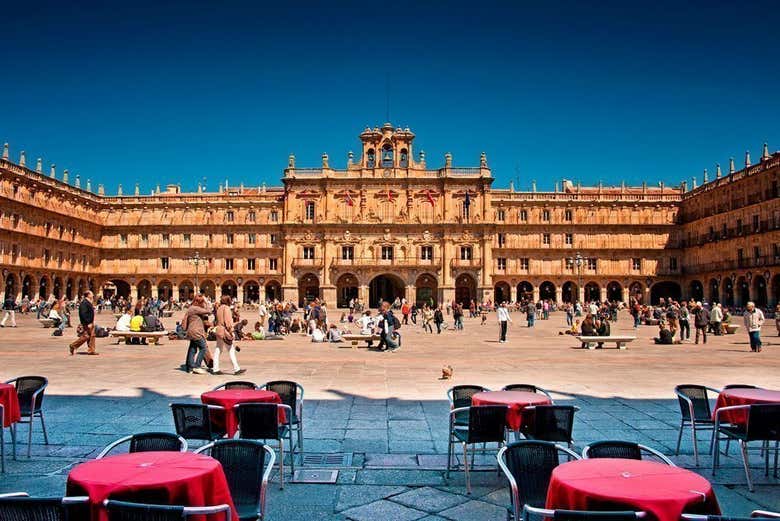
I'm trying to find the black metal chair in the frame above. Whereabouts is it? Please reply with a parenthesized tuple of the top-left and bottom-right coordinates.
(582, 440, 675, 466)
(447, 385, 489, 429)
(5, 376, 49, 458)
(501, 384, 554, 401)
(260, 381, 304, 461)
(674, 384, 720, 466)
(712, 403, 780, 492)
(195, 440, 275, 521)
(170, 403, 227, 443)
(0, 494, 89, 521)
(723, 384, 759, 390)
(97, 432, 188, 459)
(522, 405, 579, 446)
(446, 405, 507, 494)
(523, 505, 645, 521)
(751, 511, 780, 519)
(212, 381, 258, 391)
(104, 499, 231, 521)
(497, 440, 580, 521)
(235, 403, 293, 489)
(682, 513, 780, 521)
(1, 403, 18, 473)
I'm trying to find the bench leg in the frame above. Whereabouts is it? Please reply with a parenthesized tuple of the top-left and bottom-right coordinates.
(618, 342, 626, 349)
(587, 343, 594, 350)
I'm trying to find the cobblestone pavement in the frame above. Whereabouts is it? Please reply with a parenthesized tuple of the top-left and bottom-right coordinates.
(0, 310, 778, 520)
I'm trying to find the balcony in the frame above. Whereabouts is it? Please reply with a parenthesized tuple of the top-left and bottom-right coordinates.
(681, 255, 780, 275)
(450, 258, 483, 269)
(291, 257, 324, 269)
(331, 256, 437, 268)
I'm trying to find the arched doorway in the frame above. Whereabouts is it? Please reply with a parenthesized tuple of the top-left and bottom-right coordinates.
(22, 275, 34, 299)
(454, 273, 477, 306)
(220, 280, 237, 298)
(38, 275, 49, 299)
(416, 273, 438, 307)
(265, 280, 282, 302)
(689, 280, 704, 302)
(105, 279, 130, 299)
(494, 282, 510, 304)
(708, 279, 720, 304)
(137, 279, 152, 299)
(158, 280, 173, 300)
(200, 280, 216, 300)
(562, 281, 577, 303)
(722, 278, 734, 307)
(539, 281, 556, 302)
(772, 274, 780, 307)
(736, 277, 749, 307)
(4, 273, 17, 300)
(650, 281, 682, 305)
(752, 275, 768, 308)
(53, 277, 63, 299)
(179, 280, 194, 302)
(243, 281, 259, 304)
(336, 273, 359, 308)
(65, 278, 75, 300)
(369, 274, 405, 307)
(298, 273, 320, 307)
(517, 281, 533, 302)
(629, 282, 644, 304)
(606, 281, 622, 303)
(584, 282, 600, 303)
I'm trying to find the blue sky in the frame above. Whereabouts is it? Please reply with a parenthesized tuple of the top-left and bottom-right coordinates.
(1, 0, 778, 193)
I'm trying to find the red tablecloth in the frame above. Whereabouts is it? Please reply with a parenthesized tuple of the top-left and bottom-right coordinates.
(471, 391, 551, 431)
(714, 388, 780, 427)
(201, 389, 283, 437)
(66, 452, 238, 521)
(547, 459, 720, 521)
(0, 383, 21, 427)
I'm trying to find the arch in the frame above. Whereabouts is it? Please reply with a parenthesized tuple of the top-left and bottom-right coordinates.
(243, 280, 259, 304)
(336, 273, 359, 308)
(628, 281, 644, 304)
(722, 277, 734, 307)
(752, 275, 768, 308)
(265, 280, 282, 302)
(708, 278, 720, 304)
(562, 281, 578, 303)
(772, 274, 780, 308)
(517, 281, 533, 301)
(158, 280, 173, 300)
(21, 274, 35, 299)
(381, 142, 394, 167)
(53, 276, 63, 299)
(220, 280, 237, 298)
(650, 281, 681, 305)
(494, 281, 511, 304)
(416, 273, 438, 307)
(77, 278, 87, 298)
(38, 275, 50, 299)
(584, 281, 600, 302)
(366, 148, 376, 168)
(4, 272, 18, 300)
(369, 273, 405, 307)
(736, 277, 749, 307)
(689, 280, 704, 302)
(178, 280, 194, 302)
(104, 279, 130, 299)
(137, 279, 152, 300)
(606, 281, 623, 303)
(539, 281, 556, 301)
(454, 273, 477, 306)
(298, 273, 320, 307)
(65, 277, 75, 300)
(399, 148, 409, 168)
(200, 280, 216, 300)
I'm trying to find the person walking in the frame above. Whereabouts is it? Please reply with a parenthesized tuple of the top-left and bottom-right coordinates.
(497, 302, 512, 343)
(452, 303, 463, 330)
(378, 301, 400, 352)
(743, 301, 765, 352)
(69, 291, 97, 355)
(1, 294, 17, 328)
(693, 302, 710, 344)
(433, 305, 444, 334)
(678, 303, 691, 341)
(182, 294, 212, 374)
(214, 295, 244, 375)
(422, 304, 434, 333)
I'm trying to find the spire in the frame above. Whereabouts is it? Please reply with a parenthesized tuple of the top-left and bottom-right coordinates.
(98, 184, 104, 195)
(197, 183, 202, 193)
(288, 154, 295, 169)
(691, 176, 697, 189)
(218, 182, 223, 192)
(509, 180, 514, 192)
(35, 158, 42, 173)
(729, 157, 735, 174)
(715, 163, 722, 178)
(156, 183, 161, 194)
(117, 184, 123, 196)
(444, 152, 452, 168)
(49, 164, 56, 178)
(531, 179, 537, 192)
(63, 169, 69, 183)
(681, 180, 688, 192)
(745, 150, 751, 167)
(134, 182, 140, 195)
(347, 151, 354, 165)
(261, 181, 266, 192)
(86, 178, 92, 191)
(480, 152, 487, 168)
(74, 173, 81, 188)
(1, 143, 8, 160)
(321, 153, 329, 168)
(702, 168, 708, 183)
(19, 150, 26, 167)
(762, 142, 770, 160)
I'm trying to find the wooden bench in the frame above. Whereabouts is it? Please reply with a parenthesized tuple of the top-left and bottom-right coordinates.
(39, 318, 56, 328)
(576, 335, 637, 350)
(110, 331, 168, 345)
(342, 334, 381, 348)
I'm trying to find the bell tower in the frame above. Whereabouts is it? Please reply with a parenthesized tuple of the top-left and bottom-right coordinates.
(358, 123, 415, 169)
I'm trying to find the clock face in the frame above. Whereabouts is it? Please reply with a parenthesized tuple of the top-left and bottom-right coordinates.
(383, 168, 392, 178)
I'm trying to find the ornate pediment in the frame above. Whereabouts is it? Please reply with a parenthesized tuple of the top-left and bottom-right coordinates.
(294, 189, 322, 199)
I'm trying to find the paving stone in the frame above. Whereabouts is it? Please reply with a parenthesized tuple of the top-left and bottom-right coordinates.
(341, 499, 426, 521)
(365, 453, 418, 468)
(356, 470, 446, 486)
(335, 485, 408, 511)
(389, 486, 469, 513)
(266, 483, 338, 507)
(438, 499, 507, 521)
(347, 419, 387, 430)
(345, 429, 388, 441)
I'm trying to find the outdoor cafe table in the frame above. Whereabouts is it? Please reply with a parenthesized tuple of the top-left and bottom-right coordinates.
(546, 459, 720, 521)
(0, 382, 21, 427)
(201, 389, 284, 437)
(471, 390, 551, 431)
(66, 451, 238, 521)
(714, 387, 780, 427)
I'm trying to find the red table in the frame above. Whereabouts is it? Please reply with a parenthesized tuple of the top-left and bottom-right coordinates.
(714, 388, 780, 427)
(471, 390, 551, 431)
(201, 389, 283, 437)
(0, 383, 21, 427)
(66, 451, 238, 521)
(547, 459, 720, 521)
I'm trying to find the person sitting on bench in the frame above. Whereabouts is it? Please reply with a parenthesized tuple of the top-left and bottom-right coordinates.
(654, 322, 679, 344)
(129, 312, 145, 344)
(595, 317, 610, 348)
(580, 314, 596, 348)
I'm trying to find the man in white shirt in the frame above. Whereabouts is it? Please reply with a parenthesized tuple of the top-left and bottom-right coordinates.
(497, 302, 512, 343)
(743, 302, 765, 352)
(115, 312, 132, 332)
(710, 303, 723, 335)
(257, 303, 267, 327)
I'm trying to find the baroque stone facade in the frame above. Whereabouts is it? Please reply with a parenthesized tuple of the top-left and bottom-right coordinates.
(1, 125, 778, 308)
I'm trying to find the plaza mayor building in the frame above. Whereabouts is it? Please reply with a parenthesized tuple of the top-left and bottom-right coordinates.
(1, 123, 778, 309)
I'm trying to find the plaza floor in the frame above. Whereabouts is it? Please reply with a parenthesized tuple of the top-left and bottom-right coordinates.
(0, 309, 778, 520)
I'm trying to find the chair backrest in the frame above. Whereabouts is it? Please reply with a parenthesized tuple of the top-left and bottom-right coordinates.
(503, 384, 539, 393)
(466, 405, 508, 444)
(751, 511, 780, 519)
(500, 441, 569, 508)
(583, 441, 642, 460)
(0, 496, 88, 521)
(746, 404, 780, 442)
(237, 403, 281, 440)
(524, 505, 644, 521)
(448, 385, 487, 409)
(129, 432, 187, 453)
(12, 376, 48, 414)
(723, 384, 758, 390)
(170, 404, 224, 441)
(674, 385, 712, 421)
(264, 381, 300, 412)
(105, 501, 229, 521)
(528, 405, 577, 443)
(208, 440, 273, 517)
(214, 381, 257, 391)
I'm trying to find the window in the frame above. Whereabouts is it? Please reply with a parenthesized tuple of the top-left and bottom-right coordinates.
(305, 201, 315, 220)
(497, 209, 506, 221)
(270, 210, 279, 222)
(81, 255, 87, 267)
(669, 257, 678, 270)
(721, 223, 727, 238)
(519, 209, 528, 221)
(225, 258, 234, 270)
(45, 222, 52, 235)
(226, 233, 234, 245)
(631, 258, 641, 270)
(520, 258, 530, 270)
(120, 234, 127, 246)
(497, 233, 506, 247)
(270, 233, 278, 245)
(269, 258, 278, 270)
(247, 210, 256, 222)
(542, 233, 551, 245)
(342, 246, 354, 260)
(140, 233, 148, 246)
(381, 144, 393, 167)
(162, 233, 170, 246)
(381, 246, 394, 260)
(183, 233, 191, 246)
(303, 246, 315, 260)
(12, 214, 20, 228)
(737, 218, 743, 234)
(421, 246, 433, 260)
(753, 214, 760, 232)
(586, 258, 597, 270)
(161, 257, 170, 270)
(44, 249, 50, 263)
(497, 258, 507, 270)
(460, 246, 472, 260)
(226, 210, 234, 222)
(248, 233, 256, 244)
(542, 209, 550, 221)
(737, 248, 744, 265)
(247, 258, 256, 270)
(565, 233, 573, 245)
(565, 209, 573, 222)
(399, 148, 409, 168)
(774, 244, 780, 259)
(366, 148, 376, 168)
(754, 246, 761, 259)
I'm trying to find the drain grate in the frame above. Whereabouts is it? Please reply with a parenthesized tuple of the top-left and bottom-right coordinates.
(302, 452, 353, 467)
(293, 469, 339, 484)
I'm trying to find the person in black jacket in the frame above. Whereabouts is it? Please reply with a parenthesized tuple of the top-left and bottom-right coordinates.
(69, 291, 98, 355)
(693, 302, 710, 345)
(580, 314, 596, 348)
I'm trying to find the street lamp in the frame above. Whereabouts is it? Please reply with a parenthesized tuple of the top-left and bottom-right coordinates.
(188, 251, 204, 295)
(569, 252, 583, 302)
